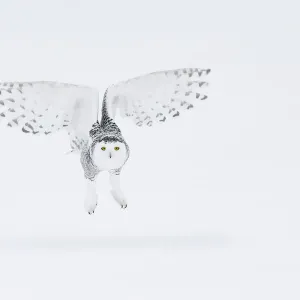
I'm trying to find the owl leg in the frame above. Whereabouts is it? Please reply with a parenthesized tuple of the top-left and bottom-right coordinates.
(84, 178, 98, 215)
(109, 171, 127, 209)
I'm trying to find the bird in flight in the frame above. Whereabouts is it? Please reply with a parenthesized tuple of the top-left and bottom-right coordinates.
(0, 68, 211, 214)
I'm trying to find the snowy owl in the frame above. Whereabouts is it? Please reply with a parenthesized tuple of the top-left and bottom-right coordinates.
(0, 68, 210, 214)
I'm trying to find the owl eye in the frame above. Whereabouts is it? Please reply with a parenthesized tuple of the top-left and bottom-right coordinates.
(101, 147, 106, 151)
(114, 147, 120, 151)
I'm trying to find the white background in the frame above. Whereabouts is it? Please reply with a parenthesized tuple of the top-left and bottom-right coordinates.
(0, 0, 299, 299)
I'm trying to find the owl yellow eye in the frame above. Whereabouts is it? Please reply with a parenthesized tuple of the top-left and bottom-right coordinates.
(101, 147, 106, 151)
(114, 147, 120, 151)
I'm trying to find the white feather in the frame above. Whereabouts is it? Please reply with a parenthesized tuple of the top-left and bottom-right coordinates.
(0, 81, 99, 150)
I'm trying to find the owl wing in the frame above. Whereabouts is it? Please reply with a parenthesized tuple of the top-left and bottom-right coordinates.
(0, 81, 99, 152)
(105, 68, 211, 127)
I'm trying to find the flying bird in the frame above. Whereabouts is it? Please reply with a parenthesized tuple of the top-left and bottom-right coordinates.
(0, 68, 211, 214)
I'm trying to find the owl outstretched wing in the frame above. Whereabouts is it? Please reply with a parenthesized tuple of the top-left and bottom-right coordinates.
(0, 81, 99, 152)
(105, 68, 211, 127)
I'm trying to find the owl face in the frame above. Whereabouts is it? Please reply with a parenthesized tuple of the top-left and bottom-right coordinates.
(92, 140, 128, 171)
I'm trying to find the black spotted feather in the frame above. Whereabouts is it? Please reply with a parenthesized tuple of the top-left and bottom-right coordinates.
(105, 68, 211, 127)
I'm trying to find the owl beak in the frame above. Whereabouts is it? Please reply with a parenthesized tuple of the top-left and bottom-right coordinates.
(109, 152, 112, 159)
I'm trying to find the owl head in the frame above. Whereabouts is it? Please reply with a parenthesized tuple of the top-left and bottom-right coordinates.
(91, 135, 129, 171)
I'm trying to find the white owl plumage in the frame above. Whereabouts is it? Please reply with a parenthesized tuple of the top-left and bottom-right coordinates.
(0, 68, 210, 145)
(0, 67, 210, 214)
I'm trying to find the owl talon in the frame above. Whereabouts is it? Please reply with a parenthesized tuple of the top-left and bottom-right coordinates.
(84, 181, 98, 214)
(85, 203, 97, 214)
(110, 189, 128, 209)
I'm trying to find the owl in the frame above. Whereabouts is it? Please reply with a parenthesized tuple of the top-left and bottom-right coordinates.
(0, 68, 210, 214)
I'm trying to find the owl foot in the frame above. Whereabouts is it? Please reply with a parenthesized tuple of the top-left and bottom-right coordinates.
(121, 203, 127, 209)
(110, 190, 128, 210)
(86, 203, 97, 215)
(87, 204, 97, 215)
(84, 194, 98, 215)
